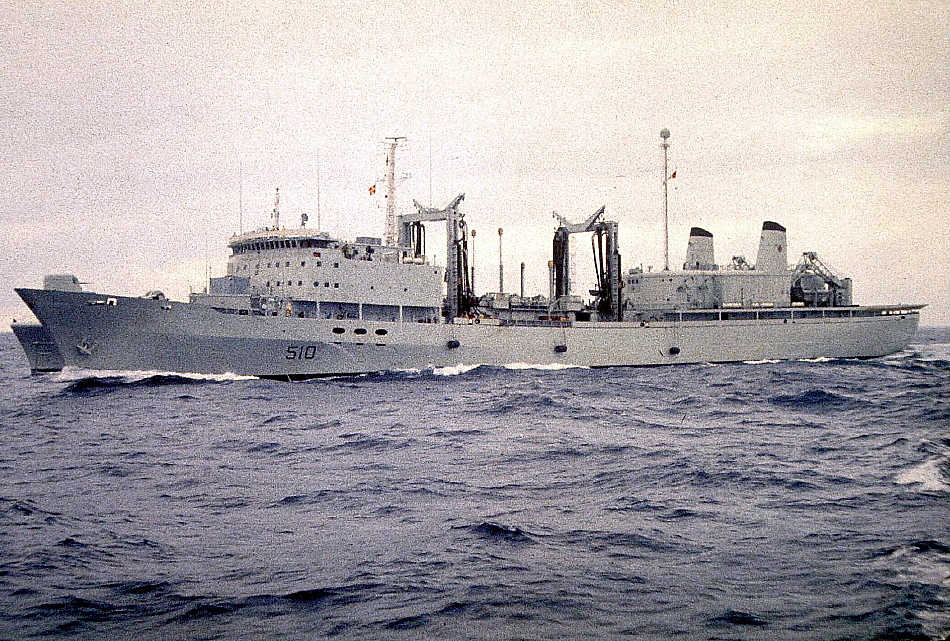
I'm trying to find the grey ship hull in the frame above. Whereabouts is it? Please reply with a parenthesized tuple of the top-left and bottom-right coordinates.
(14, 288, 921, 377)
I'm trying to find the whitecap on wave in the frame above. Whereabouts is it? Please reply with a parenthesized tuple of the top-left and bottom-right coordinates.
(743, 359, 781, 365)
(895, 458, 950, 493)
(382, 362, 589, 377)
(52, 367, 256, 383)
(502, 362, 590, 371)
(431, 363, 484, 376)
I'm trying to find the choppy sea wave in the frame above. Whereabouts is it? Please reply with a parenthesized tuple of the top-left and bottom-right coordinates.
(0, 328, 948, 640)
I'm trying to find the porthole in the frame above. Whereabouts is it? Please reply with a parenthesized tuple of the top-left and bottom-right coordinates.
(354, 328, 368, 335)
(374, 329, 388, 336)
(332, 327, 345, 334)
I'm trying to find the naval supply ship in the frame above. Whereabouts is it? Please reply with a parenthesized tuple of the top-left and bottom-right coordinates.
(12, 136, 922, 379)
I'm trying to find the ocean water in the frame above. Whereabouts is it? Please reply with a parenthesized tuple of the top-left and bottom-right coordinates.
(1, 328, 948, 641)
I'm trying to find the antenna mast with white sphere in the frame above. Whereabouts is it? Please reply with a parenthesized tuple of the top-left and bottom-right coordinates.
(660, 128, 671, 271)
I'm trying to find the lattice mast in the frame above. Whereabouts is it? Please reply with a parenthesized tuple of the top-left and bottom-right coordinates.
(384, 137, 406, 246)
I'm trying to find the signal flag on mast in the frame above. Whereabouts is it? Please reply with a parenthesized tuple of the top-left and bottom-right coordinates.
(368, 184, 376, 195)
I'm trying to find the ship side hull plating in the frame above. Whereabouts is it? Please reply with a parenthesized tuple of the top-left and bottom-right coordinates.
(15, 288, 920, 377)
(11, 321, 65, 373)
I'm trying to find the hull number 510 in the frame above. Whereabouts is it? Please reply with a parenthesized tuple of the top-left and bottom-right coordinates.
(286, 345, 318, 359)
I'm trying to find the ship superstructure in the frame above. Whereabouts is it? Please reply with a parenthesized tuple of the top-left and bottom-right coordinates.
(206, 227, 443, 324)
(12, 134, 923, 378)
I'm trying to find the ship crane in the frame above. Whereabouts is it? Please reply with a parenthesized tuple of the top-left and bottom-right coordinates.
(791, 251, 853, 307)
(552, 206, 622, 321)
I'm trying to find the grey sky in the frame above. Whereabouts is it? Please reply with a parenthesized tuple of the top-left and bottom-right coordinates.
(2, 0, 948, 325)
